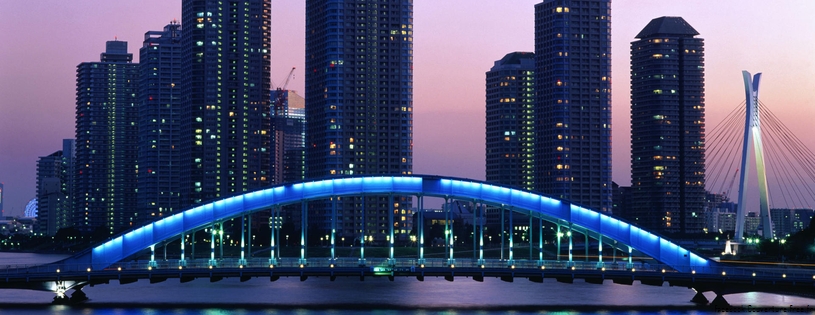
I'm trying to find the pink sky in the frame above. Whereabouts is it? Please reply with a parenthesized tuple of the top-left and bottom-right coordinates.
(1, 1, 814, 216)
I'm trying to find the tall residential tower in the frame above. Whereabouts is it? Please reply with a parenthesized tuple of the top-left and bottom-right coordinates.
(485, 52, 535, 190)
(630, 16, 705, 234)
(534, 0, 613, 211)
(180, 0, 272, 206)
(305, 0, 414, 241)
(138, 21, 183, 222)
(74, 41, 140, 234)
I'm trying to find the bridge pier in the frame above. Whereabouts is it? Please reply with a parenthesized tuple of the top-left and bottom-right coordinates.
(149, 245, 157, 268)
(417, 195, 425, 266)
(690, 291, 709, 305)
(710, 294, 729, 307)
(239, 215, 247, 266)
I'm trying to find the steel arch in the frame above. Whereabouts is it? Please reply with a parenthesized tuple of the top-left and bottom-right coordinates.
(63, 175, 715, 273)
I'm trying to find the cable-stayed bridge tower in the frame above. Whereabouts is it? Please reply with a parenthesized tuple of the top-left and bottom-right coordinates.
(735, 71, 774, 241)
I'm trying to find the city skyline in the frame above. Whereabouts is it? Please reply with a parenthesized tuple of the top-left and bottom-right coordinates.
(2, 1, 815, 216)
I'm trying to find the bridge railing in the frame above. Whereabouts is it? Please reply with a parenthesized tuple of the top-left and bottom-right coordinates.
(4, 258, 812, 281)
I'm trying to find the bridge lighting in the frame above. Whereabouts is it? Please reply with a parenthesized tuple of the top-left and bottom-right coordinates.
(179, 266, 183, 270)
(420, 264, 425, 268)
(601, 267, 606, 272)
(631, 268, 636, 272)
(662, 269, 666, 273)
(691, 270, 696, 274)
(87, 268, 91, 272)
(481, 265, 485, 269)
(570, 266, 575, 271)
(330, 264, 335, 268)
(118, 267, 122, 271)
(752, 272, 756, 277)
(269, 264, 274, 269)
(541, 266, 546, 270)
(300, 264, 305, 268)
(450, 264, 455, 268)
(209, 265, 213, 269)
(56, 269, 60, 273)
(722, 271, 726, 276)
(510, 265, 515, 269)
(148, 266, 153, 271)
(239, 265, 243, 269)
(783, 274, 787, 278)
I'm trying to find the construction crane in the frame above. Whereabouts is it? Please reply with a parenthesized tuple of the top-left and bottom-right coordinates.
(273, 67, 296, 116)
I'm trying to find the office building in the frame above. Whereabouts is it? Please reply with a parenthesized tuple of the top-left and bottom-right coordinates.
(630, 16, 705, 234)
(179, 0, 272, 207)
(74, 41, 140, 234)
(35, 139, 75, 236)
(305, 0, 414, 241)
(534, 0, 613, 212)
(485, 52, 535, 191)
(271, 89, 306, 184)
(138, 21, 183, 222)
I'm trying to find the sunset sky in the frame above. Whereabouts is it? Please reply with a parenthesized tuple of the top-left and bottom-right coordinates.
(1, 1, 814, 216)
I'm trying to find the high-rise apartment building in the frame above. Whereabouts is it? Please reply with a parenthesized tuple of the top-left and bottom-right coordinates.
(305, 0, 414, 241)
(485, 52, 535, 191)
(271, 89, 306, 184)
(75, 41, 140, 234)
(630, 16, 705, 234)
(179, 0, 272, 206)
(534, 0, 613, 212)
(139, 21, 183, 222)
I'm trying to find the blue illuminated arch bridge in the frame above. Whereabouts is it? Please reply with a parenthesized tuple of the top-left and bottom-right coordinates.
(7, 175, 815, 305)
(66, 175, 712, 272)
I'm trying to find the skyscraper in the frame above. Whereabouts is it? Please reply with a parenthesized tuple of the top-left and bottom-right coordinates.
(37, 150, 65, 235)
(534, 1, 613, 212)
(75, 41, 140, 234)
(138, 21, 183, 222)
(485, 52, 535, 191)
(305, 0, 414, 241)
(180, 0, 272, 206)
(271, 89, 306, 184)
(630, 16, 705, 234)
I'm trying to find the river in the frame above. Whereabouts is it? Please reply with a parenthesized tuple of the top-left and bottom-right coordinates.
(0, 252, 813, 314)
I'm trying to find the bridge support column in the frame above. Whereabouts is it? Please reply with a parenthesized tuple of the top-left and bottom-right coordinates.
(359, 196, 366, 266)
(388, 194, 395, 267)
(444, 197, 453, 266)
(584, 230, 589, 262)
(508, 207, 514, 267)
(691, 291, 709, 305)
(219, 222, 224, 260)
(500, 206, 505, 261)
(239, 215, 247, 266)
(331, 197, 337, 263)
(478, 202, 484, 265)
(149, 245, 157, 268)
(537, 216, 543, 266)
(417, 195, 425, 265)
(596, 234, 604, 269)
(473, 202, 478, 262)
(209, 223, 217, 267)
(627, 246, 633, 269)
(300, 201, 308, 266)
(556, 224, 561, 261)
(270, 206, 278, 266)
(191, 229, 196, 260)
(567, 226, 574, 267)
(711, 294, 729, 307)
(179, 231, 187, 267)
(528, 212, 533, 260)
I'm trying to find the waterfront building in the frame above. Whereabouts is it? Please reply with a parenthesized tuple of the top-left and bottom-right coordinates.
(630, 16, 705, 234)
(305, 0, 414, 241)
(271, 90, 306, 184)
(35, 140, 75, 236)
(179, 0, 272, 207)
(74, 41, 140, 234)
(138, 21, 183, 222)
(534, 0, 613, 212)
(485, 52, 535, 191)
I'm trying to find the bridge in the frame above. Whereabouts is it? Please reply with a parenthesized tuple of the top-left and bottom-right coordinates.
(2, 175, 814, 305)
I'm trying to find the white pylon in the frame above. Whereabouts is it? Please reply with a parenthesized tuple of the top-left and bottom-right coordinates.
(735, 71, 774, 241)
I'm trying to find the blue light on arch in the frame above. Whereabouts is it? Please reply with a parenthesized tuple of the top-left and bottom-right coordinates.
(67, 175, 714, 273)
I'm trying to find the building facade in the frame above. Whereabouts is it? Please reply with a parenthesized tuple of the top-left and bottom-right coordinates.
(305, 0, 414, 241)
(35, 139, 75, 236)
(630, 16, 705, 234)
(74, 41, 140, 234)
(271, 89, 306, 184)
(485, 52, 535, 191)
(179, 0, 272, 207)
(138, 21, 183, 223)
(534, 0, 613, 212)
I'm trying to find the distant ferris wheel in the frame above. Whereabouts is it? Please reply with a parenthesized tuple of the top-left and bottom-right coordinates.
(24, 198, 37, 218)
